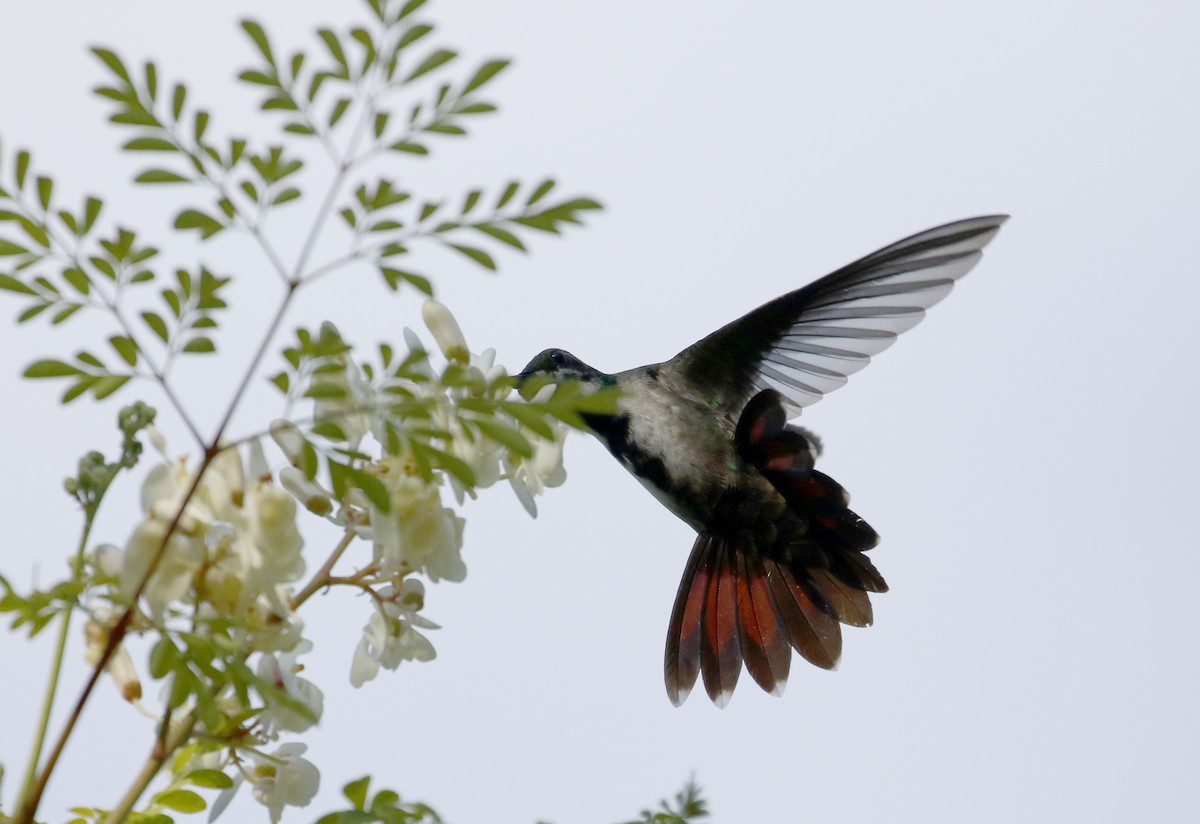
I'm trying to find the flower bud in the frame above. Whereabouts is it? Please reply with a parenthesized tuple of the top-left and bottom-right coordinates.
(270, 420, 306, 466)
(422, 299, 469, 363)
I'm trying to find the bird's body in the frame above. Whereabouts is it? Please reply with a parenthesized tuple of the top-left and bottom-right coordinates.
(586, 367, 740, 531)
(519, 215, 1006, 706)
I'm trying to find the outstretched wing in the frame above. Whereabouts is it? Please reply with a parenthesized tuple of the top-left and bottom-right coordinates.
(667, 215, 1007, 417)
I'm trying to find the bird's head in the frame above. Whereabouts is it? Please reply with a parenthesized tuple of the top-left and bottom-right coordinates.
(515, 348, 605, 386)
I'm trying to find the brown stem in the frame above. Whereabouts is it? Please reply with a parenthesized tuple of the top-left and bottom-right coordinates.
(292, 528, 357, 609)
(103, 711, 196, 824)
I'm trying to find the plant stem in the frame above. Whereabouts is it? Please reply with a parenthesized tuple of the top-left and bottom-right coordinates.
(16, 31, 391, 823)
(102, 711, 196, 824)
(293, 528, 357, 609)
(13, 463, 207, 824)
(13, 518, 94, 814)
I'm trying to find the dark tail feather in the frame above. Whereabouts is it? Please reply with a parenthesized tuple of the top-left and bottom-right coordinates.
(765, 560, 842, 668)
(665, 389, 888, 706)
(807, 568, 873, 627)
(665, 535, 837, 706)
(665, 536, 713, 706)
(735, 549, 792, 696)
(700, 540, 742, 707)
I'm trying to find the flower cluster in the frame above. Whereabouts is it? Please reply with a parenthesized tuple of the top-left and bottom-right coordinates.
(111, 436, 306, 647)
(270, 300, 569, 687)
(87, 434, 323, 820)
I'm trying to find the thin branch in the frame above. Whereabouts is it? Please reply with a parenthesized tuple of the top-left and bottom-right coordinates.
(103, 710, 196, 824)
(292, 528, 357, 609)
(13, 517, 96, 814)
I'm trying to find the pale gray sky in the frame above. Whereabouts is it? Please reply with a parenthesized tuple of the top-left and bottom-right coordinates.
(1, 2, 1197, 822)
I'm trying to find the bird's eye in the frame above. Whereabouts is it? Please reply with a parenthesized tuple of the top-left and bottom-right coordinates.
(550, 351, 565, 364)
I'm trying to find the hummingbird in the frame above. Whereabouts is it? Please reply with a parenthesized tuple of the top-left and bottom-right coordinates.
(517, 215, 1006, 707)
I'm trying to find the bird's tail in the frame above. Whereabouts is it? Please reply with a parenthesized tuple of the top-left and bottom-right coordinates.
(664, 389, 887, 707)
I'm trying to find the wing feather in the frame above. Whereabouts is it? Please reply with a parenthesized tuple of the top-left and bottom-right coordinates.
(667, 215, 1007, 416)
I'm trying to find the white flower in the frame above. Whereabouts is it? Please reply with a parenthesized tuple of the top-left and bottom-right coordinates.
(269, 419, 307, 466)
(422, 298, 469, 363)
(83, 608, 142, 704)
(256, 640, 323, 733)
(92, 543, 122, 579)
(349, 580, 438, 687)
(120, 437, 306, 644)
(239, 480, 306, 613)
(278, 466, 336, 518)
(507, 422, 568, 517)
(120, 519, 205, 617)
(369, 457, 466, 583)
(247, 742, 320, 824)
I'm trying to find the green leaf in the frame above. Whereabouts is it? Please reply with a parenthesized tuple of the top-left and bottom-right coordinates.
(92, 375, 131, 400)
(404, 49, 457, 83)
(149, 638, 178, 679)
(83, 197, 103, 233)
(17, 303, 50, 323)
(174, 209, 224, 239)
(373, 111, 390, 138)
(319, 29, 349, 72)
(76, 351, 104, 369)
(350, 466, 390, 512)
(135, 169, 189, 184)
(351, 28, 378, 73)
(15, 150, 31, 189)
(379, 267, 432, 295)
(239, 69, 276, 87)
(457, 102, 497, 115)
(425, 123, 465, 136)
(61, 376, 96, 403)
(462, 59, 510, 94)
(92, 47, 131, 83)
(62, 267, 91, 295)
(474, 418, 533, 457)
(447, 244, 496, 271)
(51, 304, 82, 325)
(305, 381, 347, 399)
(398, 0, 429, 19)
(273, 187, 301, 206)
(194, 110, 210, 143)
(396, 24, 433, 52)
(36, 176, 54, 210)
(389, 140, 428, 155)
(316, 813, 375, 824)
(344, 776, 371, 810)
(185, 769, 234, 790)
(182, 337, 215, 354)
(0, 239, 29, 256)
(240, 20, 275, 65)
(156, 788, 206, 813)
(142, 311, 169, 341)
(311, 421, 348, 441)
(424, 444, 475, 488)
(474, 224, 525, 251)
(172, 82, 187, 120)
(0, 274, 35, 295)
(527, 178, 555, 205)
(329, 97, 352, 127)
(123, 137, 177, 152)
(24, 359, 81, 378)
(495, 181, 519, 208)
(500, 401, 555, 439)
(110, 335, 139, 366)
(144, 60, 158, 99)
